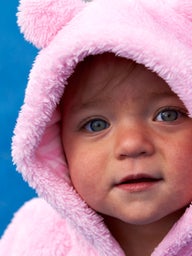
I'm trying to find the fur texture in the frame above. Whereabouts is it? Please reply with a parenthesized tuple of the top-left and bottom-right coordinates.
(17, 0, 85, 48)
(1, 0, 192, 255)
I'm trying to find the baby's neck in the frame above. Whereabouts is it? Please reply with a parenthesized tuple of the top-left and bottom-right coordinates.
(104, 209, 185, 256)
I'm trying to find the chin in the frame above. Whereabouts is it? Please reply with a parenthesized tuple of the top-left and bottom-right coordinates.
(113, 212, 167, 226)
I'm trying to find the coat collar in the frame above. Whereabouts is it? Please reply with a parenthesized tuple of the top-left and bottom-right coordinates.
(153, 204, 192, 255)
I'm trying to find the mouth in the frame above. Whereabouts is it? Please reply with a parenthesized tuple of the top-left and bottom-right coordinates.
(116, 174, 162, 192)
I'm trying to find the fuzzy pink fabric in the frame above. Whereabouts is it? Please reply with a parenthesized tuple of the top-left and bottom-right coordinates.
(1, 0, 192, 255)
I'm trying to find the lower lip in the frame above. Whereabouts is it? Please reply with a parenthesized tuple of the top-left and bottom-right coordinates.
(116, 181, 160, 193)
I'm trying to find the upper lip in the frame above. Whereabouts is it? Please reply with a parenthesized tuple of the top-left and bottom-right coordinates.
(117, 173, 163, 185)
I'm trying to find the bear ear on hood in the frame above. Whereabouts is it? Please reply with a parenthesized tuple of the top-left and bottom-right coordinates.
(17, 0, 86, 49)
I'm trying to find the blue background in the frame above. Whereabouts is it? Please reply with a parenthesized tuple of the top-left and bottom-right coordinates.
(0, 1, 37, 236)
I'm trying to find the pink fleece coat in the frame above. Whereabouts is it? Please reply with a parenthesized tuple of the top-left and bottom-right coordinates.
(1, 0, 192, 255)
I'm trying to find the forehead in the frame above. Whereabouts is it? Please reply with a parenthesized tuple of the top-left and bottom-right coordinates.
(61, 53, 181, 114)
(68, 53, 135, 91)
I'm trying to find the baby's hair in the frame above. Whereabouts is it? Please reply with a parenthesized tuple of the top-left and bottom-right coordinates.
(69, 52, 137, 87)
(60, 52, 137, 113)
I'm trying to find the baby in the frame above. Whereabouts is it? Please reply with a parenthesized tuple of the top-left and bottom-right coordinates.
(1, 0, 192, 255)
(61, 53, 192, 255)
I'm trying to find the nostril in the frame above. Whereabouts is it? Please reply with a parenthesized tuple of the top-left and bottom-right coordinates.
(120, 149, 150, 159)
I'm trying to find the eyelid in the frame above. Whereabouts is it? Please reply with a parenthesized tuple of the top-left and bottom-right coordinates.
(78, 116, 110, 131)
(153, 106, 189, 121)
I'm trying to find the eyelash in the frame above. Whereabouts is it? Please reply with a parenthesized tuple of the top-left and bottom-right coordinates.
(79, 107, 189, 133)
(153, 107, 188, 122)
(81, 118, 110, 133)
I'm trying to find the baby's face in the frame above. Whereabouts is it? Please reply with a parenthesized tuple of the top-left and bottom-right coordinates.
(61, 53, 192, 225)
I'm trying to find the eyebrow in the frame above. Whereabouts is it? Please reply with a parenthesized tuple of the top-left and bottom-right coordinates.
(71, 98, 108, 113)
(70, 90, 181, 113)
(150, 90, 179, 99)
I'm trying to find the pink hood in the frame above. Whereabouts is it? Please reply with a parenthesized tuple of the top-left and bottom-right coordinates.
(13, 0, 192, 254)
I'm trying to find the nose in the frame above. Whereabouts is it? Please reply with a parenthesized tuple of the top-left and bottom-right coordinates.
(114, 122, 155, 159)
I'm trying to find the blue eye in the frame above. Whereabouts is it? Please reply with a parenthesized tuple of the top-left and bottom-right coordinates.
(84, 119, 109, 132)
(155, 108, 184, 122)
